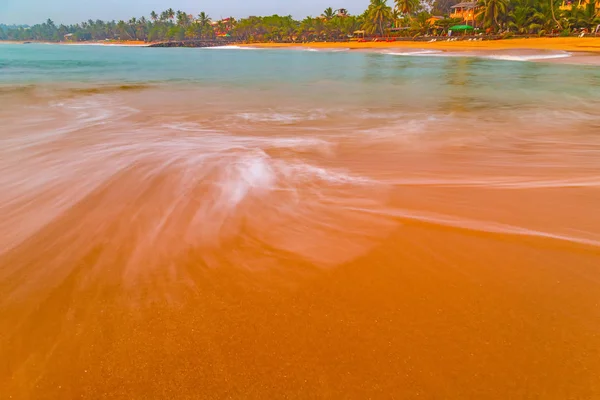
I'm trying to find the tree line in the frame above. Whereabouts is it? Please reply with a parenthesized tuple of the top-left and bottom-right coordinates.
(1, 0, 599, 42)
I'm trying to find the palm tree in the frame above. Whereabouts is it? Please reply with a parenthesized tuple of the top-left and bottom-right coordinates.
(509, 4, 537, 33)
(298, 17, 315, 41)
(196, 12, 212, 38)
(395, 0, 420, 16)
(176, 10, 191, 27)
(150, 11, 158, 22)
(525, 1, 556, 33)
(549, 0, 563, 30)
(571, 0, 600, 30)
(137, 16, 148, 40)
(117, 20, 131, 39)
(327, 16, 343, 39)
(365, 0, 394, 36)
(411, 11, 432, 34)
(392, 8, 402, 28)
(128, 18, 138, 39)
(477, 0, 509, 30)
(217, 20, 226, 35)
(229, 17, 237, 27)
(322, 7, 336, 20)
(197, 12, 211, 28)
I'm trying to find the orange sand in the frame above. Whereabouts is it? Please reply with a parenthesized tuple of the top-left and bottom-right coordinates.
(1, 66, 600, 400)
(245, 37, 600, 52)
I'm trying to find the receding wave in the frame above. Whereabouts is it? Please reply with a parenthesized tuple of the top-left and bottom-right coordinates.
(383, 49, 572, 62)
(0, 95, 397, 288)
(348, 207, 600, 248)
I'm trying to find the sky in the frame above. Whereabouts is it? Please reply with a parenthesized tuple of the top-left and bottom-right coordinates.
(0, 0, 371, 25)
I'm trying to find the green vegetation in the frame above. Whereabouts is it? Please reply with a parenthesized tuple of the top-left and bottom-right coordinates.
(1, 0, 599, 42)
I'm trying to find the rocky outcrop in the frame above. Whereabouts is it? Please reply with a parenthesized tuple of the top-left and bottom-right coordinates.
(149, 40, 238, 48)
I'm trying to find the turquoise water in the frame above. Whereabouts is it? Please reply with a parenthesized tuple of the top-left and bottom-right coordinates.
(1, 42, 600, 255)
(2, 44, 600, 102)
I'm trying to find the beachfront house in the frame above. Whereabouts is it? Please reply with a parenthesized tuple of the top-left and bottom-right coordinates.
(206, 18, 235, 36)
(559, 0, 600, 10)
(450, 1, 478, 25)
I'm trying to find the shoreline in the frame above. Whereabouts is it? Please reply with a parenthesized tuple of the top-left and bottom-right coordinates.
(243, 37, 600, 52)
(3, 38, 600, 64)
(4, 37, 600, 51)
(241, 38, 600, 65)
(0, 40, 150, 46)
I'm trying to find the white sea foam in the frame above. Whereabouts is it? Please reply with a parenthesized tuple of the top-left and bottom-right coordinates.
(347, 207, 600, 248)
(385, 49, 444, 56)
(303, 48, 350, 53)
(483, 52, 572, 61)
(237, 110, 325, 123)
(203, 45, 261, 50)
(204, 45, 240, 49)
(384, 49, 572, 62)
(0, 96, 389, 265)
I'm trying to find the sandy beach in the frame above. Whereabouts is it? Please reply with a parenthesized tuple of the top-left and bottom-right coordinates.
(1, 41, 600, 399)
(242, 37, 600, 64)
(245, 37, 600, 52)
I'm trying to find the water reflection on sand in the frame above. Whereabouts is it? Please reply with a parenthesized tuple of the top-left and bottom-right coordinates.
(1, 80, 599, 398)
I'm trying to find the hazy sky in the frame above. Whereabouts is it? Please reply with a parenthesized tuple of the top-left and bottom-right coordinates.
(1, 0, 371, 25)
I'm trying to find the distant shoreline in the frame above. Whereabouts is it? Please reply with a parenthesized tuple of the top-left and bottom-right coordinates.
(3, 38, 600, 65)
(243, 37, 600, 53)
(0, 40, 150, 46)
(242, 38, 600, 65)
(3, 37, 600, 52)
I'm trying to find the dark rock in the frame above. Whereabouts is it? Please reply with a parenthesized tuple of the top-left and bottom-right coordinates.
(149, 40, 238, 48)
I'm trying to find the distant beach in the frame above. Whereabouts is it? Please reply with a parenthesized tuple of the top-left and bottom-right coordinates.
(234, 38, 600, 65)
(5, 37, 600, 64)
(243, 37, 600, 52)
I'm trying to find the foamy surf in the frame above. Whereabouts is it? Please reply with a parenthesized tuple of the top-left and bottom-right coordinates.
(236, 110, 326, 123)
(384, 49, 444, 56)
(483, 51, 572, 61)
(302, 48, 350, 53)
(383, 49, 572, 62)
(203, 45, 258, 50)
(0, 93, 393, 269)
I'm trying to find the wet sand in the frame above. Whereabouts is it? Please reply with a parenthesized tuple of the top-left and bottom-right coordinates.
(2, 218, 599, 398)
(1, 77, 600, 398)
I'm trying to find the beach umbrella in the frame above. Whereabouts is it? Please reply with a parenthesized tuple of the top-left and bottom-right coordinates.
(449, 25, 474, 31)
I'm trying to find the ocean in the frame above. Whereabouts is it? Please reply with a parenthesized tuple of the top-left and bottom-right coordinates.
(1, 43, 600, 398)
